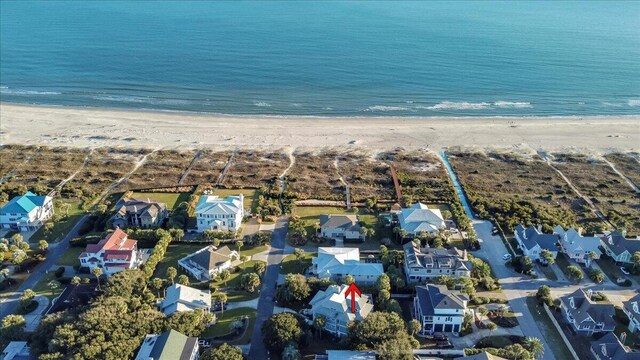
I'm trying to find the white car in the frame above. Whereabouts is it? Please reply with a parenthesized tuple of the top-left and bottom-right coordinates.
(502, 253, 513, 261)
(620, 267, 630, 275)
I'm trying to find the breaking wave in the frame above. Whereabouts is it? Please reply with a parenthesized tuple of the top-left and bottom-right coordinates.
(366, 105, 411, 111)
(92, 95, 191, 105)
(628, 99, 640, 107)
(253, 101, 272, 107)
(0, 87, 61, 95)
(493, 101, 532, 108)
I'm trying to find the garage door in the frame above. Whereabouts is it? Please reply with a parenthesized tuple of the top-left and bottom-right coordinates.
(444, 324, 453, 332)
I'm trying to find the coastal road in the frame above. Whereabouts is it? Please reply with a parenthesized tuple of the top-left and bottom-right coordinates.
(248, 217, 290, 360)
(0, 215, 89, 319)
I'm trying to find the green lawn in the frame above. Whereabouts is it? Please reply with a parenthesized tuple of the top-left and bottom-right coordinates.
(210, 260, 265, 289)
(538, 264, 558, 281)
(32, 272, 65, 299)
(214, 189, 259, 213)
(153, 244, 204, 278)
(614, 307, 640, 349)
(55, 247, 85, 266)
(32, 199, 85, 242)
(202, 307, 257, 344)
(130, 192, 191, 209)
(225, 290, 260, 302)
(596, 257, 629, 285)
(280, 252, 315, 275)
(555, 253, 585, 281)
(525, 297, 575, 360)
(476, 336, 522, 348)
(241, 245, 269, 258)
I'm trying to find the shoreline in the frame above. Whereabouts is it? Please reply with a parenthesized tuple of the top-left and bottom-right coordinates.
(3, 101, 640, 120)
(1, 103, 639, 153)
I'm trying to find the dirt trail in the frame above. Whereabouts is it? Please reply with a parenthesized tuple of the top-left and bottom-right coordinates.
(278, 149, 296, 194)
(601, 156, 639, 193)
(334, 157, 351, 208)
(178, 150, 202, 185)
(537, 151, 614, 229)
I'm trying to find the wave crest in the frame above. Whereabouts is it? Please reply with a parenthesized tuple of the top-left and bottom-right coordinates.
(422, 101, 491, 110)
(366, 105, 411, 111)
(253, 101, 272, 107)
(1, 87, 61, 95)
(493, 101, 532, 108)
(629, 99, 640, 107)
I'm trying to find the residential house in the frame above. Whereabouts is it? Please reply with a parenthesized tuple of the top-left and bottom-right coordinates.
(78, 228, 141, 276)
(319, 214, 364, 241)
(1, 342, 32, 360)
(195, 194, 244, 233)
(159, 284, 211, 316)
(513, 224, 560, 262)
(455, 352, 507, 360)
(555, 225, 602, 266)
(623, 293, 640, 333)
(135, 329, 199, 360)
(111, 197, 168, 229)
(178, 245, 239, 281)
(559, 288, 616, 336)
(309, 284, 374, 337)
(403, 242, 472, 284)
(0, 191, 54, 232)
(600, 230, 640, 264)
(590, 332, 640, 360)
(311, 247, 384, 286)
(46, 283, 100, 315)
(413, 284, 469, 334)
(398, 202, 445, 236)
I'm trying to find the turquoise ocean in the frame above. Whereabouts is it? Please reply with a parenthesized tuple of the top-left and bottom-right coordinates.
(1, 1, 639, 117)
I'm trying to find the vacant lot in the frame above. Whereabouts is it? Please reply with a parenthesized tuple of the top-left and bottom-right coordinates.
(153, 243, 204, 279)
(286, 150, 343, 200)
(65, 147, 148, 204)
(604, 153, 640, 189)
(552, 153, 640, 236)
(0, 145, 40, 179)
(183, 149, 230, 185)
(223, 149, 290, 188)
(121, 149, 195, 189)
(336, 151, 395, 202)
(380, 149, 453, 203)
(4, 146, 88, 193)
(448, 150, 602, 234)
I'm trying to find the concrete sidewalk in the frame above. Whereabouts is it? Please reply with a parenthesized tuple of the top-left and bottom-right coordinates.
(24, 295, 49, 332)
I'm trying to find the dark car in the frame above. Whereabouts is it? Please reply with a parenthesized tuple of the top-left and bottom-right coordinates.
(436, 340, 453, 348)
(433, 333, 448, 341)
(211, 301, 228, 311)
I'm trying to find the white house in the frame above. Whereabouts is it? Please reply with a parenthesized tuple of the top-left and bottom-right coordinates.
(319, 214, 364, 241)
(599, 230, 640, 264)
(413, 284, 469, 334)
(403, 242, 472, 284)
(78, 228, 141, 276)
(178, 245, 239, 281)
(1, 341, 31, 360)
(555, 226, 602, 266)
(0, 191, 54, 232)
(159, 284, 211, 316)
(622, 293, 640, 333)
(309, 284, 373, 337)
(398, 202, 445, 236)
(311, 247, 384, 286)
(514, 224, 560, 262)
(135, 329, 199, 360)
(195, 194, 244, 233)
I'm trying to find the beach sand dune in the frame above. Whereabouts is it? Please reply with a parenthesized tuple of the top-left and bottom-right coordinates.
(1, 103, 638, 154)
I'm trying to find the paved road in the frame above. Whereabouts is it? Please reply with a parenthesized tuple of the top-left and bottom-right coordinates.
(0, 215, 89, 320)
(248, 217, 290, 360)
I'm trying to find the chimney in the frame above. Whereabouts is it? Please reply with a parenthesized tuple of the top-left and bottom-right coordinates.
(587, 289, 593, 300)
(537, 224, 542, 233)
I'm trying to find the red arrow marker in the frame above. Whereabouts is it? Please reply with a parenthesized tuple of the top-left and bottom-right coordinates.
(344, 282, 362, 313)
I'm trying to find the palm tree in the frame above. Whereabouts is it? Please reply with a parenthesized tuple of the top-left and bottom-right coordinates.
(487, 322, 497, 335)
(313, 315, 326, 339)
(166, 267, 177, 285)
(215, 292, 228, 317)
(282, 343, 301, 360)
(497, 304, 509, 318)
(151, 278, 164, 298)
(48, 280, 60, 296)
(92, 267, 103, 290)
(229, 319, 244, 335)
(71, 276, 81, 286)
(235, 241, 244, 255)
(240, 255, 249, 267)
(219, 270, 231, 287)
(524, 337, 545, 359)
(477, 306, 488, 321)
(408, 319, 421, 336)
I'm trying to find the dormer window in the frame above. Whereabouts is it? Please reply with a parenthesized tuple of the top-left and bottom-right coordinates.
(569, 297, 575, 309)
(633, 301, 639, 314)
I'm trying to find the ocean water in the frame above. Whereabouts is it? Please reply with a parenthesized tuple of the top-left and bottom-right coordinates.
(1, 1, 639, 117)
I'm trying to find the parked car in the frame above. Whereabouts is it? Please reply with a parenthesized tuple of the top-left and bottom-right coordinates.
(211, 301, 228, 311)
(620, 267, 630, 275)
(503, 253, 513, 261)
(436, 340, 453, 348)
(433, 333, 448, 341)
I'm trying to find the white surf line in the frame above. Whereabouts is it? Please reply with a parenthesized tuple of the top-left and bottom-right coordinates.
(50, 148, 94, 196)
(278, 148, 296, 194)
(0, 147, 42, 185)
(538, 151, 614, 229)
(91, 147, 161, 207)
(601, 156, 639, 193)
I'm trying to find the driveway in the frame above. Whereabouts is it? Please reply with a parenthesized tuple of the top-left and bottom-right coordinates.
(24, 295, 49, 332)
(449, 323, 523, 348)
(0, 215, 89, 319)
(248, 217, 290, 359)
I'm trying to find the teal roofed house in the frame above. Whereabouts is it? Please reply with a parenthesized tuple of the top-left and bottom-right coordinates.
(134, 329, 199, 360)
(0, 191, 54, 232)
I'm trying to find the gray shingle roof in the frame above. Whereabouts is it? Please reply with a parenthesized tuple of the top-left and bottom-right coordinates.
(415, 284, 467, 316)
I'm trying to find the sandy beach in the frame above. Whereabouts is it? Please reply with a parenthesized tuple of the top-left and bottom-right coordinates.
(1, 103, 638, 153)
